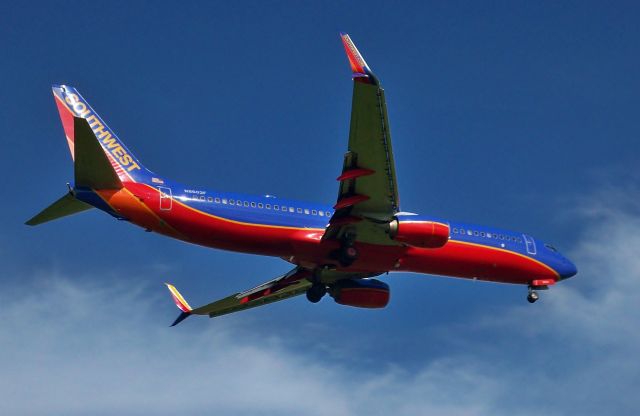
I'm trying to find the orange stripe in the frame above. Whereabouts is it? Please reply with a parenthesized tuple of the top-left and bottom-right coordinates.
(119, 187, 185, 238)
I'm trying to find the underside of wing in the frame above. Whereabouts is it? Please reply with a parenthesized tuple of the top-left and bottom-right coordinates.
(324, 34, 401, 246)
(165, 268, 312, 324)
(164, 267, 390, 324)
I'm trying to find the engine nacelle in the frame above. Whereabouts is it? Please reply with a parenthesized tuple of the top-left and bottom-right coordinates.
(389, 219, 449, 248)
(330, 279, 390, 309)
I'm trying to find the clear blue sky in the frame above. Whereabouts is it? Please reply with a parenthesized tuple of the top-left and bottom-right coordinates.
(1, 1, 639, 415)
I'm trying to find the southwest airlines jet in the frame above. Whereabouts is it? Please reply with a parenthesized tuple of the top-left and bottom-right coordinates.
(28, 34, 577, 325)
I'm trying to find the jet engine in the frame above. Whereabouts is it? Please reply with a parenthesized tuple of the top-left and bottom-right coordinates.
(329, 278, 390, 308)
(389, 219, 449, 248)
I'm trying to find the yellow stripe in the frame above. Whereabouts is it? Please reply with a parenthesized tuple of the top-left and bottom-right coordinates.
(166, 283, 192, 310)
(449, 239, 559, 277)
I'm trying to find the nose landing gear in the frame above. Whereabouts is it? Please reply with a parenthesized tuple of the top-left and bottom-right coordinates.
(526, 279, 556, 303)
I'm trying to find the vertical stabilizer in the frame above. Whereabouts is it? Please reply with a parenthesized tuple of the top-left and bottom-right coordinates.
(52, 85, 150, 183)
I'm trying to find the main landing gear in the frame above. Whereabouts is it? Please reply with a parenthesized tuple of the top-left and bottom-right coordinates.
(306, 283, 327, 303)
(527, 285, 539, 303)
(306, 268, 328, 303)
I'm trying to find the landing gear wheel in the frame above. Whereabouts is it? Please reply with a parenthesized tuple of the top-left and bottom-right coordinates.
(527, 291, 539, 304)
(306, 284, 327, 303)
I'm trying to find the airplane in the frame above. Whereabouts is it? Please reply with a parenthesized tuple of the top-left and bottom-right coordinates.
(27, 33, 577, 326)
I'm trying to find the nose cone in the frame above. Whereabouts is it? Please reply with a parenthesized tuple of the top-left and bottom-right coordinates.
(557, 257, 578, 280)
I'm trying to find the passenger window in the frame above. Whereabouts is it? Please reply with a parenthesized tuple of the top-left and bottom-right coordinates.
(258, 203, 263, 208)
(208, 197, 213, 202)
(215, 198, 221, 203)
(289, 207, 295, 213)
(467, 230, 472, 236)
(282, 206, 287, 211)
(460, 229, 465, 234)
(244, 201, 249, 207)
(266, 204, 271, 209)
(481, 232, 485, 237)
(304, 209, 310, 214)
(274, 205, 279, 210)
(499, 235, 504, 240)
(312, 210, 317, 215)
(222, 198, 227, 204)
(453, 228, 458, 233)
(200, 196, 205, 201)
(487, 232, 492, 238)
(318, 211, 324, 216)
(473, 231, 479, 236)
(296, 208, 302, 213)
(251, 202, 256, 208)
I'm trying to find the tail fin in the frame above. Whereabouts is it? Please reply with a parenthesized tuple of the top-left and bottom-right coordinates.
(52, 85, 149, 182)
(165, 283, 193, 326)
(74, 117, 122, 189)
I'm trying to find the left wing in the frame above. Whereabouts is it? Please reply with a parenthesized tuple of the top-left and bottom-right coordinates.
(165, 267, 312, 325)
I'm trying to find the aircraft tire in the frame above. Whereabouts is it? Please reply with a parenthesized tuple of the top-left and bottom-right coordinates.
(306, 284, 327, 303)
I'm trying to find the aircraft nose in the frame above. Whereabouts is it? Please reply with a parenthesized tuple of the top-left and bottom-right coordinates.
(557, 257, 578, 280)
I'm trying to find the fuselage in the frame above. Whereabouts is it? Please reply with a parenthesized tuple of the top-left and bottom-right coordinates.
(76, 176, 577, 286)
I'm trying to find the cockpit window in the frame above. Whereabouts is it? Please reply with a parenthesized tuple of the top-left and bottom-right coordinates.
(545, 244, 558, 252)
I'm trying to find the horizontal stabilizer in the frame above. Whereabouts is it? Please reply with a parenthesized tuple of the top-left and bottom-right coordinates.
(25, 192, 93, 226)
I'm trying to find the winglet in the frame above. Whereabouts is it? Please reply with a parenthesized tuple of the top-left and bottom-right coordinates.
(340, 33, 377, 84)
(165, 283, 192, 326)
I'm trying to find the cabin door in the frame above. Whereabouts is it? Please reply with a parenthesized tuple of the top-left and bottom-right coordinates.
(523, 234, 537, 255)
(158, 186, 172, 211)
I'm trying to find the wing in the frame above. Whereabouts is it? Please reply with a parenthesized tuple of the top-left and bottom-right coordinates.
(324, 34, 400, 245)
(165, 267, 312, 325)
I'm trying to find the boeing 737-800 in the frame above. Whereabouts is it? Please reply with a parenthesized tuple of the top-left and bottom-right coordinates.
(27, 34, 577, 325)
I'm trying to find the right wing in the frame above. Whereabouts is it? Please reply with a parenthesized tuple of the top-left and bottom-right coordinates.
(165, 267, 312, 325)
(323, 34, 401, 246)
